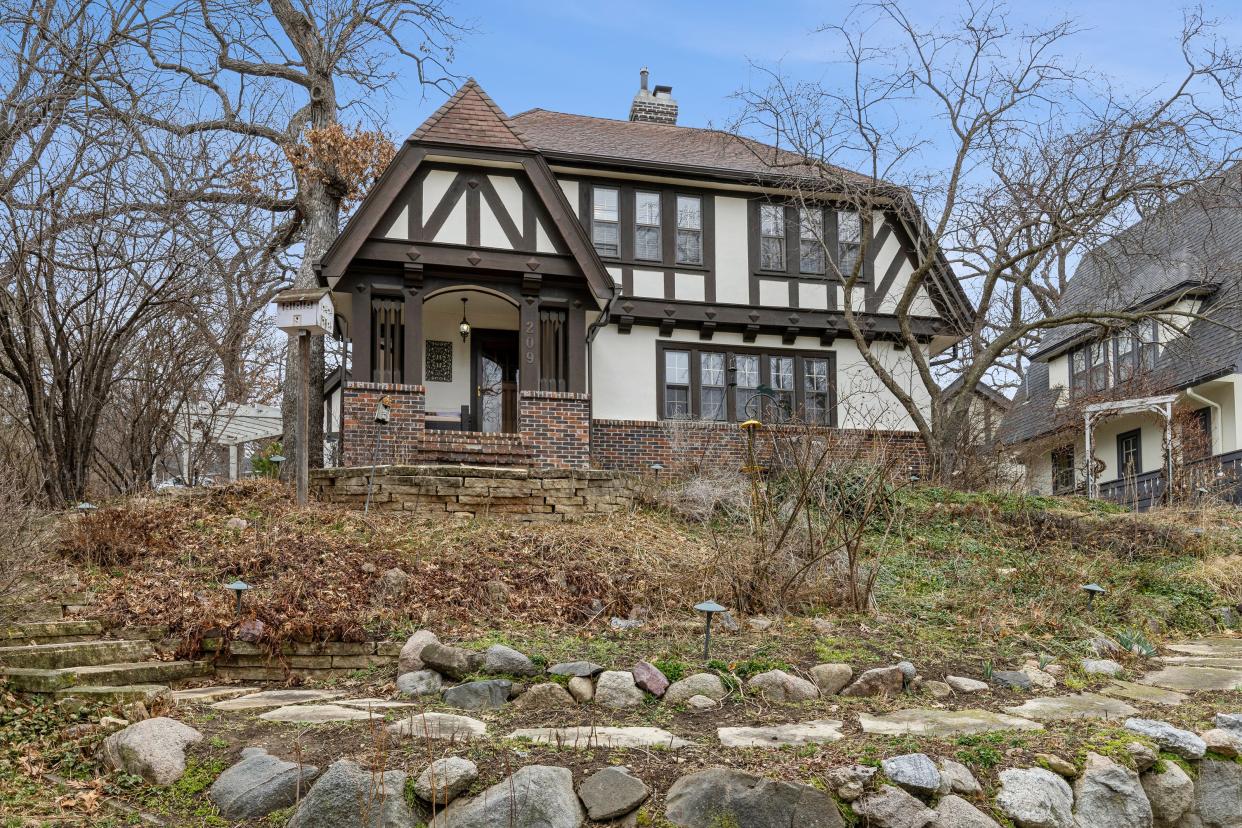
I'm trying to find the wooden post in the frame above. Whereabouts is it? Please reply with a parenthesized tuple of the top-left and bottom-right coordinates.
(296, 331, 310, 506)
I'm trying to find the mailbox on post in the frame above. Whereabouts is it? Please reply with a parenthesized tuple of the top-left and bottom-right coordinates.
(273, 288, 335, 506)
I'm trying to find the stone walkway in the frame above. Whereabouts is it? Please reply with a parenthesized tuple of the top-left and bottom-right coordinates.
(181, 636, 1241, 750)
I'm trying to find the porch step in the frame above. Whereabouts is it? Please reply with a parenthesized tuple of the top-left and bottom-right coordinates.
(1, 660, 211, 693)
(0, 620, 104, 645)
(0, 639, 154, 670)
(54, 684, 171, 704)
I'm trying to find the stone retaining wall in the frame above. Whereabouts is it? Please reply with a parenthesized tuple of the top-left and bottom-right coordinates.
(310, 464, 635, 522)
(203, 638, 402, 682)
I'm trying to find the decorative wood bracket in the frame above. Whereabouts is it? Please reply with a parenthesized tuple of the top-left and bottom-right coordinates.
(617, 315, 634, 334)
(743, 323, 760, 343)
(699, 321, 716, 341)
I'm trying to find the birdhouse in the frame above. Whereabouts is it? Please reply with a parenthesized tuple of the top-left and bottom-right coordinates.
(274, 288, 334, 335)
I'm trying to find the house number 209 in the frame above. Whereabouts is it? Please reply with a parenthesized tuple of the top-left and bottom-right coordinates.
(524, 320, 535, 363)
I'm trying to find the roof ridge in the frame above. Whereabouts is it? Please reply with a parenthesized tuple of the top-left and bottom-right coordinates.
(410, 79, 532, 150)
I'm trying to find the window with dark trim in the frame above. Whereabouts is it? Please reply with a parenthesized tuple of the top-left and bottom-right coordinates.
(657, 342, 837, 424)
(1188, 406, 1213, 460)
(1051, 446, 1075, 494)
(798, 207, 825, 274)
(676, 195, 703, 265)
(838, 210, 862, 278)
(1117, 429, 1142, 478)
(1070, 318, 1161, 397)
(371, 297, 404, 383)
(634, 191, 661, 261)
(592, 186, 619, 257)
(759, 204, 785, 270)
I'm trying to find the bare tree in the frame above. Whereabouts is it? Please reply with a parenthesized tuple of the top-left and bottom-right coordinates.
(125, 0, 463, 472)
(731, 2, 1242, 482)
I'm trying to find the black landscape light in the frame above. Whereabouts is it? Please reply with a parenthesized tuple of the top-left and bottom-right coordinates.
(226, 580, 251, 617)
(1082, 583, 1105, 609)
(650, 462, 664, 480)
(696, 600, 727, 661)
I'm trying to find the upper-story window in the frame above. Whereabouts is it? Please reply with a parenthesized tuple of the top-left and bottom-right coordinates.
(759, 204, 785, 270)
(676, 195, 703, 265)
(634, 191, 661, 261)
(1069, 318, 1160, 397)
(799, 207, 825, 274)
(592, 187, 619, 257)
(838, 211, 862, 278)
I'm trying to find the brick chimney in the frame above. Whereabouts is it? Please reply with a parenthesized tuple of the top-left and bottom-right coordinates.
(628, 67, 678, 125)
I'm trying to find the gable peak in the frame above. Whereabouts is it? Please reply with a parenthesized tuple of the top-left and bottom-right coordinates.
(410, 79, 532, 151)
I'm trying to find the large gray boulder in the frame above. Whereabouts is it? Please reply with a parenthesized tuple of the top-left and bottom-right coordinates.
(430, 765, 583, 827)
(810, 663, 853, 695)
(937, 759, 981, 796)
(208, 747, 318, 821)
(1216, 712, 1242, 735)
(841, 666, 904, 697)
(512, 682, 576, 711)
(481, 644, 538, 676)
(547, 661, 604, 677)
(995, 767, 1074, 828)
(664, 767, 843, 828)
(933, 794, 1001, 827)
(1072, 752, 1152, 828)
(577, 766, 649, 821)
(1140, 760, 1194, 827)
(421, 642, 482, 680)
(1125, 719, 1207, 760)
(414, 757, 477, 806)
(747, 669, 819, 702)
(100, 717, 202, 786)
(1195, 759, 1242, 828)
(396, 670, 443, 697)
(853, 784, 935, 827)
(443, 680, 511, 711)
(595, 671, 645, 709)
(881, 754, 941, 798)
(664, 673, 727, 706)
(398, 630, 439, 673)
(287, 760, 415, 828)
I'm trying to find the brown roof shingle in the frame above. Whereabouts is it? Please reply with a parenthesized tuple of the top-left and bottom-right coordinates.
(507, 108, 870, 185)
(411, 80, 531, 151)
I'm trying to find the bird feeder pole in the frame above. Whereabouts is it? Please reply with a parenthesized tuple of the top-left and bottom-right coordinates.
(273, 288, 335, 508)
(296, 330, 310, 506)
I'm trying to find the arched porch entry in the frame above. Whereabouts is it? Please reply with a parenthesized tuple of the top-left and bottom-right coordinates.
(422, 286, 520, 432)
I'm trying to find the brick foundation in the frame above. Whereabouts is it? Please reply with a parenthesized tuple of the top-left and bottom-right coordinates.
(590, 418, 927, 475)
(342, 382, 426, 467)
(519, 391, 591, 469)
(311, 464, 634, 522)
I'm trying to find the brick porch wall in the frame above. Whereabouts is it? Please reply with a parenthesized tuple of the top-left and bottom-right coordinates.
(342, 382, 426, 467)
(519, 391, 591, 469)
(590, 418, 927, 475)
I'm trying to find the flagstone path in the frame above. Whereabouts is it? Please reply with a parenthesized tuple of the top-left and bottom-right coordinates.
(258, 703, 383, 724)
(859, 708, 1044, 737)
(1002, 693, 1137, 722)
(508, 726, 693, 749)
(717, 719, 844, 748)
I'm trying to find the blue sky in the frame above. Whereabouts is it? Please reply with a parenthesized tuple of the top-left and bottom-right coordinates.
(380, 0, 1242, 139)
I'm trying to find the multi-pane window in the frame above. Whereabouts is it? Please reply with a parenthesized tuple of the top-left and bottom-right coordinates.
(838, 210, 862, 278)
(804, 358, 830, 424)
(734, 354, 759, 420)
(676, 195, 703, 265)
(1071, 348, 1089, 394)
(1089, 341, 1109, 391)
(634, 191, 661, 261)
(1051, 446, 1075, 494)
(1117, 429, 1142, 477)
(1138, 318, 1159, 370)
(1071, 318, 1162, 397)
(799, 207, 825, 274)
(700, 352, 726, 421)
(1115, 329, 1137, 383)
(592, 187, 619, 257)
(769, 356, 794, 419)
(663, 349, 691, 418)
(759, 204, 786, 270)
(658, 346, 835, 424)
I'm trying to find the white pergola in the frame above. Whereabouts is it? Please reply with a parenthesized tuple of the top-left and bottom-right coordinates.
(1082, 393, 1178, 500)
(173, 402, 284, 482)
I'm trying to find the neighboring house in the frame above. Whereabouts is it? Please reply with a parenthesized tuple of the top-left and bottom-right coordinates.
(318, 72, 973, 471)
(999, 177, 1242, 508)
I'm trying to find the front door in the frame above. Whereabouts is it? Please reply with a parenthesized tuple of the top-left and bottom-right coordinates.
(472, 330, 519, 432)
(1117, 429, 1142, 480)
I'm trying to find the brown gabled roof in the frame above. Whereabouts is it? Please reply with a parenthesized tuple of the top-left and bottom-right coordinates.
(508, 108, 874, 186)
(411, 79, 532, 151)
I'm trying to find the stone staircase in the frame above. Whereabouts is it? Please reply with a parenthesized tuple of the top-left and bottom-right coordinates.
(0, 596, 211, 701)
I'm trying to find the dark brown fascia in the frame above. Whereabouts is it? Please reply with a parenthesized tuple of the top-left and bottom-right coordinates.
(357, 239, 580, 279)
(614, 297, 944, 342)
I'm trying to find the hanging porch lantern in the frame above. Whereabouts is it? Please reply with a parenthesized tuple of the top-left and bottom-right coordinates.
(459, 297, 471, 341)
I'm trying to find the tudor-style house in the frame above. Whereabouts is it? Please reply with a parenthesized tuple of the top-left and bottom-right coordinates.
(317, 73, 973, 471)
(999, 175, 1242, 508)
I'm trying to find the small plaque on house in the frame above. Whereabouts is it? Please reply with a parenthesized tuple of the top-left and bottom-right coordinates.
(426, 340, 453, 382)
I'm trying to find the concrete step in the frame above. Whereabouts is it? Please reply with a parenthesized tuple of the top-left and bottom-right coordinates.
(16, 602, 66, 622)
(54, 684, 170, 704)
(1, 660, 211, 693)
(0, 620, 104, 645)
(0, 639, 153, 670)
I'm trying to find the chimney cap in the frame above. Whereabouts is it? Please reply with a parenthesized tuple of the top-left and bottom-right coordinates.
(653, 84, 673, 97)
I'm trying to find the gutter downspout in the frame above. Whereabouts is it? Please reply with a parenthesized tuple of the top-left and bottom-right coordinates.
(1183, 386, 1222, 455)
(585, 294, 619, 466)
